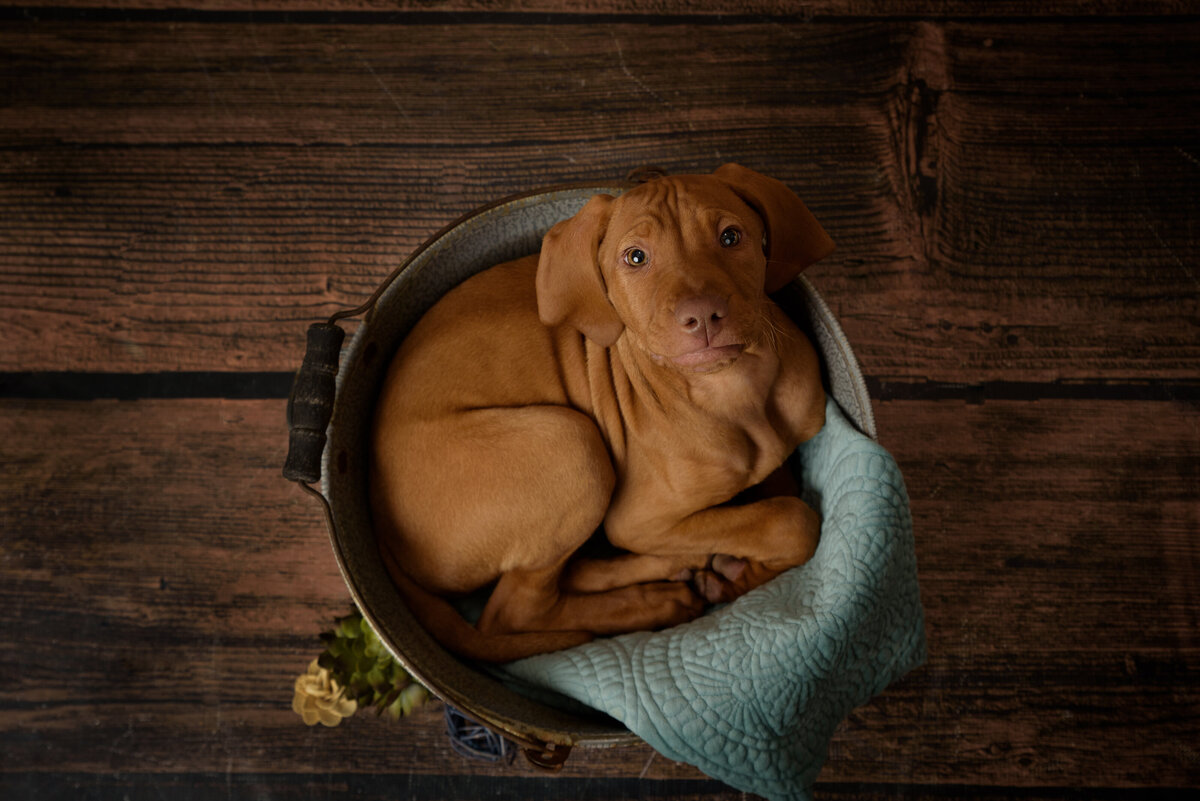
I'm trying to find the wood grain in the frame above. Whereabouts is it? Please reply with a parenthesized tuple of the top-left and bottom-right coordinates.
(1, 20, 1196, 380)
(2, 3, 1198, 799)
(0, 18, 898, 376)
(1, 397, 1195, 787)
(809, 21, 1200, 384)
(10, 1, 1194, 19)
(0, 772, 750, 801)
(0, 21, 905, 146)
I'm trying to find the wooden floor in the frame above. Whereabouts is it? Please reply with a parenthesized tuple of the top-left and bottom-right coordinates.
(1, 1, 1197, 799)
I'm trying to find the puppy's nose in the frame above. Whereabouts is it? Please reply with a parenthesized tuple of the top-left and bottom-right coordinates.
(675, 294, 729, 340)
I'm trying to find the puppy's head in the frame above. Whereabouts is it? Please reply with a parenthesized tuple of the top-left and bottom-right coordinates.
(537, 164, 834, 372)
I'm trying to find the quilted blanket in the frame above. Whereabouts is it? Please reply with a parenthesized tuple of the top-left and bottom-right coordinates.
(502, 398, 926, 801)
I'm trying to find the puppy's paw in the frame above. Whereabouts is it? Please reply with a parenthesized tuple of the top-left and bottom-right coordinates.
(693, 558, 786, 605)
(691, 554, 751, 604)
(639, 581, 706, 628)
(710, 553, 747, 581)
(692, 569, 736, 604)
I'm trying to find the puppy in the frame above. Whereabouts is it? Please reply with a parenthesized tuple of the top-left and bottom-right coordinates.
(370, 164, 834, 662)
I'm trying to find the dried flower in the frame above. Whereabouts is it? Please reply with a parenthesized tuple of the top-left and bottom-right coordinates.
(293, 658, 357, 726)
(292, 609, 429, 727)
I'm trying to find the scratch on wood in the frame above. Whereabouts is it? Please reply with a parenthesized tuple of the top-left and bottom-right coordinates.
(1139, 209, 1195, 283)
(356, 52, 411, 121)
(183, 36, 231, 122)
(1027, 118, 1196, 284)
(1175, 146, 1200, 170)
(249, 22, 282, 105)
(610, 30, 695, 132)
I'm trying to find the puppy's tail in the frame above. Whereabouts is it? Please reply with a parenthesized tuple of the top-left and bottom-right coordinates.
(380, 551, 593, 664)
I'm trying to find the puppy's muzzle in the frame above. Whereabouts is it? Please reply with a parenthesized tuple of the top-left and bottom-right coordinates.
(675, 294, 729, 345)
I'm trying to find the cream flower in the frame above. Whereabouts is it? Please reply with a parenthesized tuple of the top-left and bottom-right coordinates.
(293, 659, 357, 726)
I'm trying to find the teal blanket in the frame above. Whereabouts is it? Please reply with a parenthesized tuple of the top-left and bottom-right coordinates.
(503, 399, 926, 800)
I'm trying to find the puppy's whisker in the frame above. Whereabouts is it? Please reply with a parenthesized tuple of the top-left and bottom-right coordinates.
(753, 303, 793, 353)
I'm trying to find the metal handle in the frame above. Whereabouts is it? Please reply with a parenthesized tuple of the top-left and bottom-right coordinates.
(521, 741, 573, 771)
(283, 322, 346, 484)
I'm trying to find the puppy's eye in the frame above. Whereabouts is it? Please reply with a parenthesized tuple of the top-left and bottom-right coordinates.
(719, 227, 741, 248)
(624, 248, 648, 267)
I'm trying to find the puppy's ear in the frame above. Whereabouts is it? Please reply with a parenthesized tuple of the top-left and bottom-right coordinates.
(714, 163, 835, 292)
(536, 194, 624, 347)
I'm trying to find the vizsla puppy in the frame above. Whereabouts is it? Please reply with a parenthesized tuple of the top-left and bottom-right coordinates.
(370, 164, 834, 662)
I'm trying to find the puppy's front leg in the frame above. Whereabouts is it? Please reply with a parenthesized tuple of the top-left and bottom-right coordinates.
(676, 497, 821, 603)
(612, 495, 821, 591)
(562, 552, 701, 594)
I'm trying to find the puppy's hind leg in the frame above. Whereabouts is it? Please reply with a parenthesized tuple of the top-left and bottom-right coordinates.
(375, 405, 615, 593)
(450, 408, 701, 642)
(478, 562, 703, 641)
(377, 404, 700, 656)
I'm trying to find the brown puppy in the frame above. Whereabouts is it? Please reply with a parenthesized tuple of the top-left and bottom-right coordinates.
(370, 164, 834, 662)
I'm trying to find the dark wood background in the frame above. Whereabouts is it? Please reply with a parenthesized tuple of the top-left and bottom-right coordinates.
(1, 1, 1196, 799)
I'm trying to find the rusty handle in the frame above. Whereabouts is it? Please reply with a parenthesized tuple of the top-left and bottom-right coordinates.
(521, 741, 573, 771)
(283, 322, 345, 484)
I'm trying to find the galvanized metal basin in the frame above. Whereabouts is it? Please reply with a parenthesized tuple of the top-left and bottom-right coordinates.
(314, 183, 876, 758)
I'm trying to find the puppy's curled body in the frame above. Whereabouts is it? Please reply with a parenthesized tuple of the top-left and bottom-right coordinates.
(371, 165, 834, 662)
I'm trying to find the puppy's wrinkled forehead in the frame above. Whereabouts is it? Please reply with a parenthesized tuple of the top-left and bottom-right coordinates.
(603, 176, 757, 246)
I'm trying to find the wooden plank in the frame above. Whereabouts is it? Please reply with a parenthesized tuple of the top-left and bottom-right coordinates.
(809, 21, 1200, 385)
(2, 128, 1192, 382)
(0, 140, 894, 373)
(1, 19, 1196, 380)
(827, 398, 1200, 787)
(2, 775, 1191, 801)
(0, 18, 903, 374)
(0, 772, 748, 801)
(11, 20, 1196, 144)
(0, 397, 1195, 787)
(9, 1, 1194, 19)
(0, 20, 906, 147)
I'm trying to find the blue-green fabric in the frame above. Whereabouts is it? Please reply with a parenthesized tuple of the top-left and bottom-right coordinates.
(503, 399, 926, 800)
